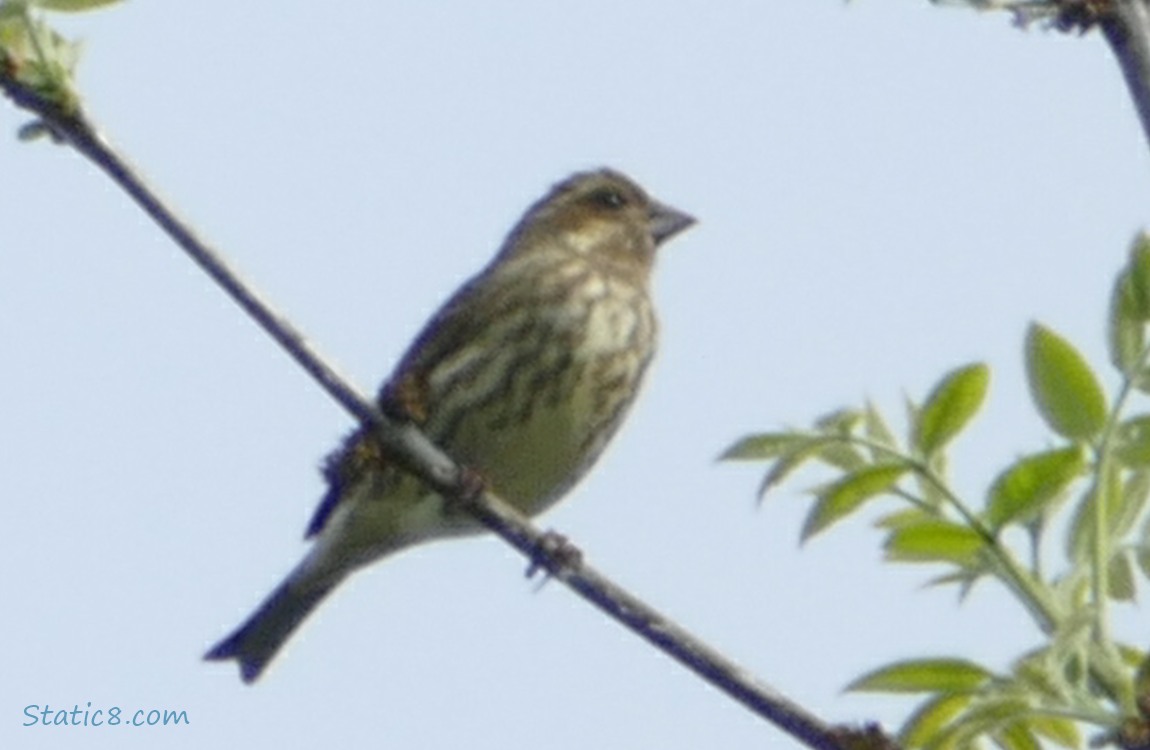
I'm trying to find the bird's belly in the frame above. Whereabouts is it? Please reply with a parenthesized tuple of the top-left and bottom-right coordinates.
(327, 398, 587, 567)
(444, 294, 653, 516)
(448, 376, 589, 514)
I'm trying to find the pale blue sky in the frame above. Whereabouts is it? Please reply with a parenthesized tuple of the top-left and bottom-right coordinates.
(3, 2, 1149, 748)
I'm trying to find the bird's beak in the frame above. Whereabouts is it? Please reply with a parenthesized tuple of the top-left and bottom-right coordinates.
(648, 200, 697, 246)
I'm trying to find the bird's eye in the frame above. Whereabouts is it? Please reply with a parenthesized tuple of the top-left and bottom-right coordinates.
(589, 188, 627, 210)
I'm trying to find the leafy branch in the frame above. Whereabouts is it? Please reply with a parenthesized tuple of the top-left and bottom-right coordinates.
(724, 236, 1150, 749)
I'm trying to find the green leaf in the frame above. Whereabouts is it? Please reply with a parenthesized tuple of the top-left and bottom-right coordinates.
(913, 464, 950, 511)
(812, 440, 866, 473)
(31, 0, 123, 12)
(914, 363, 989, 457)
(801, 463, 908, 541)
(904, 395, 922, 442)
(864, 400, 899, 453)
(1127, 238, 1150, 394)
(933, 698, 1033, 750)
(1109, 264, 1147, 375)
(984, 447, 1086, 531)
(721, 432, 865, 495)
(847, 658, 992, 694)
(924, 567, 987, 596)
(1137, 541, 1150, 581)
(721, 432, 817, 461)
(1066, 490, 1095, 566)
(996, 722, 1041, 750)
(1085, 642, 1130, 700)
(1128, 233, 1150, 319)
(1116, 470, 1150, 539)
(1028, 716, 1082, 750)
(1108, 551, 1136, 601)
(900, 692, 972, 749)
(755, 445, 820, 499)
(885, 520, 985, 565)
(1013, 649, 1068, 702)
(1115, 416, 1150, 467)
(875, 507, 933, 530)
(1067, 464, 1123, 563)
(0, 11, 80, 110)
(1118, 642, 1147, 669)
(1135, 649, 1150, 700)
(814, 407, 861, 434)
(1025, 323, 1108, 440)
(720, 434, 831, 500)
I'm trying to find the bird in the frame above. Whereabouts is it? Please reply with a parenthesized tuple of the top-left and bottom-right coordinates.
(204, 168, 695, 683)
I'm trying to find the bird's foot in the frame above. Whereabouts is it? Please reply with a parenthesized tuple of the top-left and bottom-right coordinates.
(526, 531, 583, 583)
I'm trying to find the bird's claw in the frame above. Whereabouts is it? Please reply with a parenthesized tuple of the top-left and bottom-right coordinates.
(526, 531, 583, 583)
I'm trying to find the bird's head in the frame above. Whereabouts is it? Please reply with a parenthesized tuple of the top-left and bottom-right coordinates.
(501, 169, 695, 279)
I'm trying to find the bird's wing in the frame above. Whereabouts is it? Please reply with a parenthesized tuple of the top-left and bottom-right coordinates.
(303, 275, 490, 540)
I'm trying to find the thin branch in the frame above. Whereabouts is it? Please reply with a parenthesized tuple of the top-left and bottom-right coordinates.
(1, 75, 860, 750)
(463, 498, 850, 750)
(930, 0, 1150, 162)
(1100, 0, 1150, 155)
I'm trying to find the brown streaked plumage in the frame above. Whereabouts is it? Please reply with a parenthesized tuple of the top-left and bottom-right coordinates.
(204, 168, 695, 682)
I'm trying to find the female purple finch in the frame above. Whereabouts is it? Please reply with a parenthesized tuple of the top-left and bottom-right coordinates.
(205, 168, 695, 682)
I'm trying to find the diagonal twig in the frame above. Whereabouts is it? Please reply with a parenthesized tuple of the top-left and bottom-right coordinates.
(1, 70, 859, 750)
(1099, 0, 1150, 154)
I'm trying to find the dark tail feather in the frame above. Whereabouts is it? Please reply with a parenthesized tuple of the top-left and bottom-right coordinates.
(205, 576, 339, 683)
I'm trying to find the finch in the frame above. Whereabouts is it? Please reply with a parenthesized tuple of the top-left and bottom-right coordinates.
(205, 168, 695, 682)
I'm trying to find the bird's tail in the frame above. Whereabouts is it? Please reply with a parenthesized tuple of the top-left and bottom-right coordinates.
(204, 562, 346, 683)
